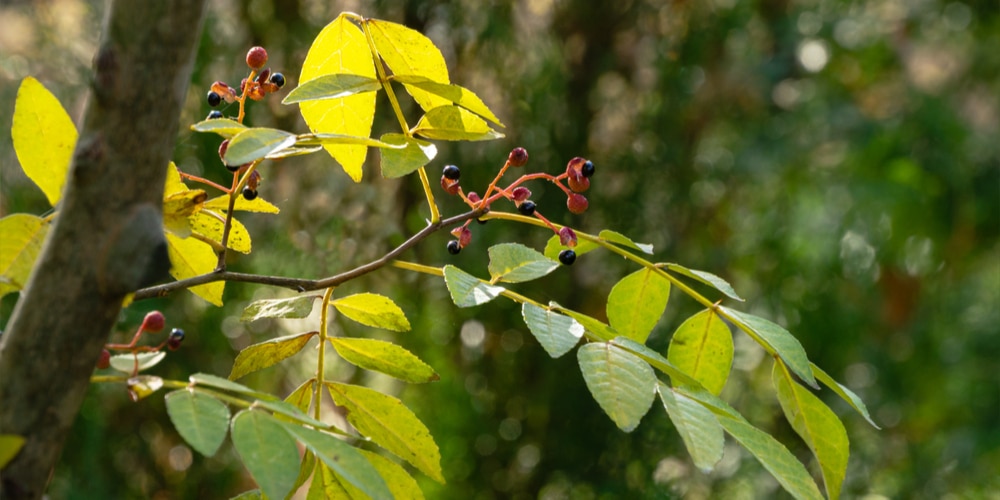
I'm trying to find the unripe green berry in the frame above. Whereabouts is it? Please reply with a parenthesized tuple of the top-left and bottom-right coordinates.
(447, 240, 461, 255)
(143, 311, 166, 333)
(242, 187, 258, 200)
(558, 249, 577, 266)
(246, 46, 268, 70)
(442, 164, 461, 180)
(508, 147, 528, 167)
(518, 200, 537, 216)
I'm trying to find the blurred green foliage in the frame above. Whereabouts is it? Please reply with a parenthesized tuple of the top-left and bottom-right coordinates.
(1, 0, 997, 498)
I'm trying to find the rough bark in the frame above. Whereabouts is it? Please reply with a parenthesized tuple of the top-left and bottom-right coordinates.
(0, 2, 206, 498)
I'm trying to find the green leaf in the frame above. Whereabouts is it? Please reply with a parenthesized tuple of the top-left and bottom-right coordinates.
(0, 434, 26, 469)
(549, 303, 617, 342)
(294, 452, 318, 498)
(359, 450, 426, 500)
(204, 194, 280, 214)
(0, 214, 49, 298)
(285, 378, 315, 416)
(606, 268, 671, 343)
(330, 338, 439, 383)
(391, 75, 503, 126)
(521, 303, 585, 358)
(542, 233, 599, 261)
(657, 382, 724, 472)
(228, 490, 262, 500)
(190, 118, 248, 138)
(12, 76, 77, 207)
(331, 293, 411, 332)
(278, 429, 389, 500)
(295, 132, 402, 149)
(165, 232, 224, 306)
(663, 263, 744, 302)
(610, 337, 702, 386)
(773, 361, 849, 500)
(367, 18, 451, 112)
(667, 309, 733, 395)
(412, 106, 504, 142)
(326, 382, 444, 483)
(299, 14, 377, 183)
(378, 133, 437, 178)
(577, 342, 657, 432)
(253, 399, 328, 429)
(229, 331, 318, 380)
(108, 351, 166, 374)
(165, 389, 231, 457)
(241, 295, 322, 322)
(598, 230, 654, 254)
(487, 243, 559, 283)
(721, 307, 818, 388)
(224, 127, 297, 166)
(282, 73, 381, 104)
(811, 363, 880, 429)
(678, 386, 824, 500)
(231, 410, 301, 500)
(189, 373, 278, 401)
(442, 265, 506, 308)
(265, 145, 324, 160)
(307, 461, 350, 500)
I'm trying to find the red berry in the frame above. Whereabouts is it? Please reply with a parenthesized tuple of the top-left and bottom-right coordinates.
(511, 186, 531, 203)
(255, 68, 271, 84)
(211, 81, 238, 103)
(97, 349, 111, 369)
(246, 46, 268, 70)
(467, 191, 481, 203)
(559, 227, 578, 247)
(567, 193, 588, 214)
(508, 147, 528, 167)
(567, 171, 590, 193)
(440, 176, 460, 195)
(143, 311, 165, 333)
(218, 140, 229, 162)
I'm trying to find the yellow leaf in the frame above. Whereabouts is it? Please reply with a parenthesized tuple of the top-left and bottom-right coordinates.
(164, 162, 189, 196)
(299, 13, 376, 182)
(165, 232, 223, 305)
(412, 106, 504, 142)
(0, 214, 49, 298)
(190, 210, 252, 254)
(11, 77, 78, 207)
(366, 19, 451, 112)
(162, 189, 208, 238)
(204, 194, 280, 214)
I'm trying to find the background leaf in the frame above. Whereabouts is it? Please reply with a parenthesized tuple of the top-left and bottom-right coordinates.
(487, 243, 559, 283)
(330, 338, 439, 383)
(229, 331, 317, 380)
(165, 389, 231, 457)
(11, 76, 77, 207)
(0, 214, 49, 298)
(521, 303, 585, 358)
(331, 292, 411, 332)
(577, 342, 657, 432)
(667, 309, 734, 395)
(606, 268, 671, 343)
(326, 382, 444, 483)
(298, 13, 377, 182)
(230, 411, 301, 500)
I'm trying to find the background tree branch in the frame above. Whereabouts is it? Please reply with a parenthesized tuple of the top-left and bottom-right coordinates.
(0, 2, 206, 498)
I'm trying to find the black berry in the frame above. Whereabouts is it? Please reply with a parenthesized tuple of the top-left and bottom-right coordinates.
(207, 110, 224, 120)
(207, 91, 222, 107)
(447, 240, 461, 255)
(167, 328, 185, 350)
(581, 160, 595, 178)
(242, 187, 258, 200)
(442, 164, 460, 180)
(269, 72, 285, 89)
(558, 249, 577, 266)
(227, 163, 241, 173)
(518, 200, 536, 216)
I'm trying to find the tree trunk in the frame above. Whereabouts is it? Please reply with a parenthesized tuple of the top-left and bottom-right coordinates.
(0, 2, 206, 498)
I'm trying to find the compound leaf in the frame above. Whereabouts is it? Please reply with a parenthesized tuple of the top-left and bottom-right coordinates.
(165, 389, 231, 457)
(331, 293, 411, 332)
(606, 268, 671, 343)
(667, 308, 733, 395)
(326, 382, 444, 483)
(229, 331, 318, 380)
(12, 76, 77, 207)
(577, 342, 656, 432)
(330, 338, 438, 383)
(487, 243, 559, 283)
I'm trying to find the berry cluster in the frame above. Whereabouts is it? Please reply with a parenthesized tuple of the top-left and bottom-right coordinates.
(97, 311, 186, 375)
(439, 147, 596, 265)
(205, 46, 285, 121)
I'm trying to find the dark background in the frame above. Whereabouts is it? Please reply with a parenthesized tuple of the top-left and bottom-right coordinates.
(1, 0, 997, 498)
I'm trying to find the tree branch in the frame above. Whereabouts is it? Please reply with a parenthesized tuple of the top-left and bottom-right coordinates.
(133, 208, 486, 299)
(0, 2, 206, 498)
